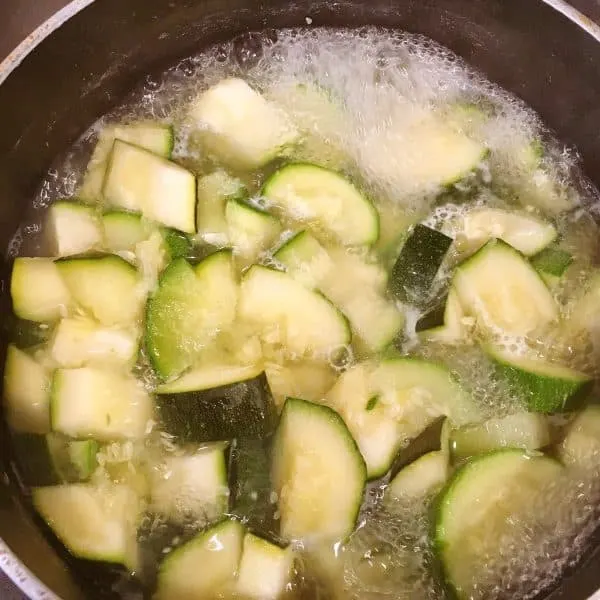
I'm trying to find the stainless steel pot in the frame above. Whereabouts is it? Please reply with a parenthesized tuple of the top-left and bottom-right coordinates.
(2, 1, 600, 598)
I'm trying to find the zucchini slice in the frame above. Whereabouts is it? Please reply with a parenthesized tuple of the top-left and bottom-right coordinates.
(452, 239, 558, 337)
(51, 368, 153, 440)
(33, 483, 140, 568)
(432, 450, 562, 600)
(449, 412, 551, 461)
(225, 199, 281, 263)
(79, 122, 174, 202)
(486, 345, 593, 413)
(416, 287, 466, 343)
(103, 140, 196, 233)
(189, 78, 298, 169)
(157, 373, 276, 444)
(359, 108, 487, 196)
(196, 171, 246, 246)
(48, 201, 102, 257)
(156, 519, 245, 600)
(274, 230, 333, 289)
(235, 533, 293, 600)
(145, 251, 238, 380)
(49, 317, 138, 368)
(447, 208, 557, 257)
(11, 258, 72, 322)
(56, 255, 143, 327)
(150, 444, 229, 524)
(390, 224, 452, 304)
(13, 433, 97, 486)
(265, 361, 337, 410)
(327, 359, 478, 478)
(239, 265, 350, 360)
(272, 398, 366, 544)
(101, 211, 148, 252)
(320, 249, 404, 352)
(4, 345, 51, 434)
(262, 163, 379, 246)
(559, 405, 600, 468)
(386, 450, 448, 502)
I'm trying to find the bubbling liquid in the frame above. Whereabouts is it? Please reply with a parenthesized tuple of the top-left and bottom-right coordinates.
(9, 27, 600, 600)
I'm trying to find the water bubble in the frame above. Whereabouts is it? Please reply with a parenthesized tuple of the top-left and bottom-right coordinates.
(233, 32, 264, 69)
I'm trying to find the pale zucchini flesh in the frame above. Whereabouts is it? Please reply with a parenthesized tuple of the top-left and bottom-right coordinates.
(263, 163, 379, 246)
(48, 201, 102, 257)
(51, 368, 153, 440)
(189, 77, 299, 169)
(433, 450, 562, 600)
(103, 140, 196, 233)
(11, 258, 72, 322)
(150, 445, 229, 524)
(4, 345, 51, 434)
(156, 519, 244, 600)
(272, 398, 366, 544)
(386, 450, 448, 501)
(452, 239, 558, 337)
(33, 484, 140, 568)
(239, 265, 350, 360)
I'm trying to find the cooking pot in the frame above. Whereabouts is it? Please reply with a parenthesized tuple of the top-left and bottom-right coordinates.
(2, 0, 600, 598)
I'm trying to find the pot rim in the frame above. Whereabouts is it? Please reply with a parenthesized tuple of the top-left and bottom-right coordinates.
(0, 0, 599, 598)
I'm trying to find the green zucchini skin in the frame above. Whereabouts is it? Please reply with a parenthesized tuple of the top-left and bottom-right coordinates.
(390, 225, 452, 304)
(157, 373, 277, 444)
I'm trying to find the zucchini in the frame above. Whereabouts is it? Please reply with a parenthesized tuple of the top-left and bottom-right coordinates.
(145, 251, 238, 380)
(386, 450, 448, 501)
(4, 345, 51, 434)
(486, 345, 593, 413)
(225, 199, 281, 263)
(12, 433, 97, 486)
(49, 317, 138, 368)
(531, 246, 573, 286)
(228, 438, 277, 538)
(432, 449, 562, 600)
(79, 122, 174, 202)
(274, 230, 333, 289)
(196, 171, 246, 246)
(360, 108, 487, 196)
(264, 361, 336, 410)
(235, 533, 293, 600)
(276, 238, 400, 350)
(56, 255, 143, 327)
(271, 398, 366, 544)
(239, 265, 350, 360)
(101, 211, 148, 252)
(11, 258, 72, 322)
(327, 359, 477, 478)
(161, 228, 192, 260)
(157, 373, 276, 444)
(157, 362, 263, 394)
(50, 368, 153, 440)
(390, 224, 452, 304)
(416, 287, 466, 343)
(262, 163, 379, 246)
(559, 405, 600, 468)
(103, 140, 196, 233)
(150, 444, 229, 524)
(449, 412, 551, 461)
(447, 208, 557, 257)
(48, 201, 102, 257)
(189, 77, 299, 169)
(33, 483, 140, 568)
(155, 519, 244, 600)
(452, 239, 558, 337)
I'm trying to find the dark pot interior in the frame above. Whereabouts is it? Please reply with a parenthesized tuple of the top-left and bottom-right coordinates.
(2, 0, 600, 598)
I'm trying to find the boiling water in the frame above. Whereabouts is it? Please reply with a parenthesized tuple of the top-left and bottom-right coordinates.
(10, 27, 600, 599)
